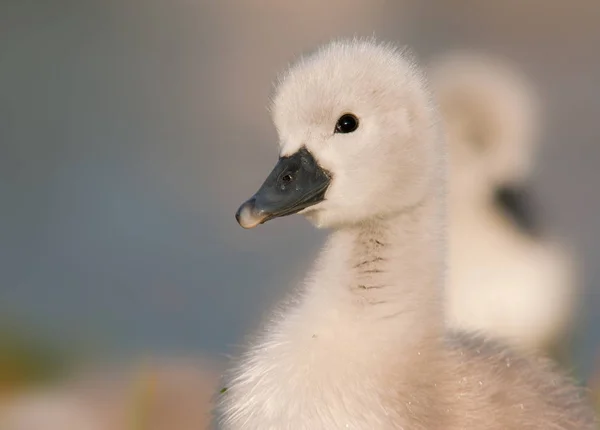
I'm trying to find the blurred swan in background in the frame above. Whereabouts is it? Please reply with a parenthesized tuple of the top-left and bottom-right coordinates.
(430, 52, 579, 357)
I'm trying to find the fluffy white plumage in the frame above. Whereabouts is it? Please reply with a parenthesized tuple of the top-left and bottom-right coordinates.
(218, 39, 596, 429)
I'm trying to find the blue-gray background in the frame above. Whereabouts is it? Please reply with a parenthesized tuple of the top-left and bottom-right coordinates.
(2, 0, 599, 378)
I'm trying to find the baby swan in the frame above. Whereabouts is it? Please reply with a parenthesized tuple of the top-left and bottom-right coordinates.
(430, 53, 578, 353)
(219, 40, 596, 429)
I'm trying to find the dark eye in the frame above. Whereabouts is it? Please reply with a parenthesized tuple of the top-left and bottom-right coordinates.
(335, 113, 359, 134)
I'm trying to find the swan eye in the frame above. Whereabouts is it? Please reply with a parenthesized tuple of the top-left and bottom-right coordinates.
(335, 113, 359, 134)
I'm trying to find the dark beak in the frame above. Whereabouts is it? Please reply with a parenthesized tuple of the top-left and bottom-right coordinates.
(494, 183, 542, 237)
(235, 147, 331, 229)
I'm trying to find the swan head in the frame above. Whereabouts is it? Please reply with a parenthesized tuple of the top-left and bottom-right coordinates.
(236, 39, 439, 229)
(429, 52, 540, 206)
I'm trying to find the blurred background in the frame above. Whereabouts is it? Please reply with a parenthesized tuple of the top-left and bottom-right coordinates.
(1, 0, 599, 426)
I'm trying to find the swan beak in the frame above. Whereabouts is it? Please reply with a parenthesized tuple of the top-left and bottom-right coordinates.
(235, 147, 331, 229)
(494, 183, 540, 237)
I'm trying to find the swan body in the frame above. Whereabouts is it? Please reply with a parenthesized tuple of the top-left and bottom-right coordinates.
(430, 53, 578, 352)
(0, 357, 218, 430)
(218, 39, 596, 429)
(0, 390, 107, 430)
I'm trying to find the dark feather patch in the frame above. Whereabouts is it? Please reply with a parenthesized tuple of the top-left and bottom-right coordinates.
(494, 184, 543, 238)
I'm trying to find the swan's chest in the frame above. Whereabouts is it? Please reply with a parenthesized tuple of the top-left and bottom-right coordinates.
(219, 310, 409, 429)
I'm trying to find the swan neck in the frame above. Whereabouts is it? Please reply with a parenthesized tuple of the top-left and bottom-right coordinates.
(312, 196, 445, 335)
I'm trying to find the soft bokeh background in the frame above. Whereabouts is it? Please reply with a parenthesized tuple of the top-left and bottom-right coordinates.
(2, 0, 600, 414)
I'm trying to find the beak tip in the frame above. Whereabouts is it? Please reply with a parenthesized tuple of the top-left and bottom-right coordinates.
(235, 198, 263, 229)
